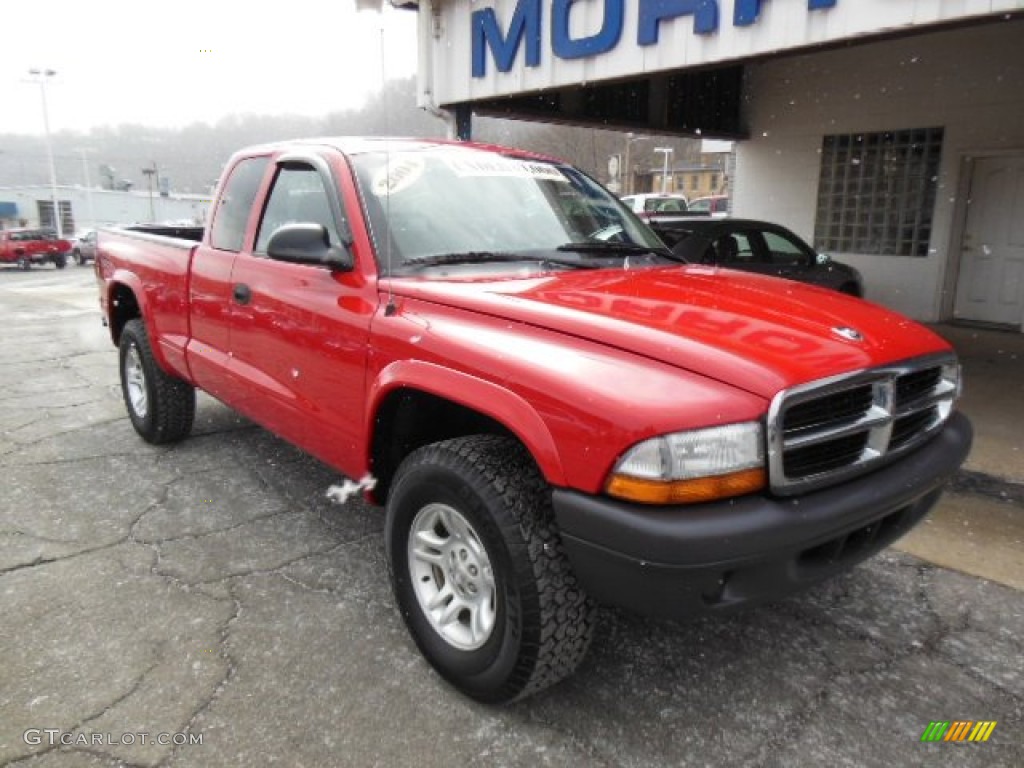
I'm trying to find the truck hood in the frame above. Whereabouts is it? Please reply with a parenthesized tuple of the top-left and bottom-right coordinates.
(390, 266, 951, 399)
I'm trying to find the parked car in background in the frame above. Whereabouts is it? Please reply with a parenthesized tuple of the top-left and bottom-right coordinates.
(0, 228, 71, 270)
(687, 195, 730, 217)
(620, 193, 689, 220)
(651, 217, 864, 296)
(72, 230, 98, 265)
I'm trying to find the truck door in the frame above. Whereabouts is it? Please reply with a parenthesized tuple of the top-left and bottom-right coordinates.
(188, 155, 271, 400)
(226, 153, 376, 474)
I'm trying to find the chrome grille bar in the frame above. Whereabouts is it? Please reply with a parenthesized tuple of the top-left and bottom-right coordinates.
(767, 353, 960, 495)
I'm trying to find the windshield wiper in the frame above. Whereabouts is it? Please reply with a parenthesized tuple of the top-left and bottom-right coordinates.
(402, 251, 527, 269)
(557, 241, 676, 259)
(399, 251, 592, 271)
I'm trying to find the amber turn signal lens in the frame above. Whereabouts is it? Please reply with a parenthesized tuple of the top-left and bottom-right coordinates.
(606, 467, 766, 505)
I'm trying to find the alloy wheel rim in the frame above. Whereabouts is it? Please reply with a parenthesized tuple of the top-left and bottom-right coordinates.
(408, 503, 496, 651)
(125, 345, 148, 418)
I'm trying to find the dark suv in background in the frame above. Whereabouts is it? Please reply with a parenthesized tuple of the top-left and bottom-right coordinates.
(652, 218, 864, 296)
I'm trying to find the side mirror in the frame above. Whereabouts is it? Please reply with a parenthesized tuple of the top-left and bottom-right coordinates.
(815, 252, 832, 266)
(267, 223, 352, 271)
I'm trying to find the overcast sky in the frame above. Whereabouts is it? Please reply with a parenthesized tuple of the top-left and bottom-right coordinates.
(1, 1, 419, 136)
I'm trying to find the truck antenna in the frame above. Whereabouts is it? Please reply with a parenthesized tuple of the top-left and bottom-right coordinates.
(381, 24, 397, 317)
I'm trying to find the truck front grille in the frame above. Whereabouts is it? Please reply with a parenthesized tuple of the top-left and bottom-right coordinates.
(767, 354, 959, 494)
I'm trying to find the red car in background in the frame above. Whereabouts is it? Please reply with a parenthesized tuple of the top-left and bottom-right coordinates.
(0, 228, 72, 270)
(687, 194, 730, 217)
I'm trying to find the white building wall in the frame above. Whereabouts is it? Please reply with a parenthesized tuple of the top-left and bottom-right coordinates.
(428, 0, 1021, 107)
(0, 186, 210, 233)
(735, 20, 1024, 321)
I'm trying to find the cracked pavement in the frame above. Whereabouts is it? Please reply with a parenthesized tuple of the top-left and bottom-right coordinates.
(1, 267, 1021, 767)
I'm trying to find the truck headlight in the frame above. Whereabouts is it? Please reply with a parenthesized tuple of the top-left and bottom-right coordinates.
(606, 422, 766, 504)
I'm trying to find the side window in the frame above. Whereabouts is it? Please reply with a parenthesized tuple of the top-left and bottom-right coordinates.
(763, 231, 810, 267)
(209, 156, 270, 252)
(716, 233, 755, 264)
(255, 165, 343, 254)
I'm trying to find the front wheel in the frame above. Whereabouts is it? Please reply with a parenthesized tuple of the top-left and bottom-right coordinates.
(119, 318, 195, 444)
(54, 254, 67, 269)
(385, 435, 596, 703)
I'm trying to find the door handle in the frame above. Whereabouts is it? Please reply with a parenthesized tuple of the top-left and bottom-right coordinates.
(233, 283, 252, 304)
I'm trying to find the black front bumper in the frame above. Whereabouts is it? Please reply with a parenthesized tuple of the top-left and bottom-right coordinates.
(552, 412, 973, 618)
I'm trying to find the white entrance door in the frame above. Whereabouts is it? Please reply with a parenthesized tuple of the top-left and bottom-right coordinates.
(954, 156, 1024, 328)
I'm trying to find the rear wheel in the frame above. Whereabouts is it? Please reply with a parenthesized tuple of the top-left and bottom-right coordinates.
(385, 435, 596, 703)
(73, 248, 83, 265)
(18, 256, 31, 271)
(54, 254, 67, 269)
(119, 318, 195, 444)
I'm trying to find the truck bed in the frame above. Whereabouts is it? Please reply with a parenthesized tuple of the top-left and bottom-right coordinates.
(97, 227, 200, 382)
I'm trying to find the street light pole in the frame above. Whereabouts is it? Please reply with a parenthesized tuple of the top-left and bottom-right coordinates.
(28, 68, 62, 237)
(654, 147, 674, 195)
(622, 134, 649, 196)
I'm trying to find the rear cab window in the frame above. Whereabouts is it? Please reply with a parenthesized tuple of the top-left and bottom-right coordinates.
(209, 156, 271, 252)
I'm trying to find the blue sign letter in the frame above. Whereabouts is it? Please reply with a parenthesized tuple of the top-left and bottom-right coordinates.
(638, 0, 719, 45)
(472, 0, 543, 77)
(552, 0, 625, 59)
(735, 0, 837, 27)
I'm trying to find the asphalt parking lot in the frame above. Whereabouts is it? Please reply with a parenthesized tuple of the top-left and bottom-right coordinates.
(1, 266, 1021, 767)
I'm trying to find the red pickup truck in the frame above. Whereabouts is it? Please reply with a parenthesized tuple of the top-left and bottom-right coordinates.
(95, 138, 972, 703)
(0, 228, 71, 269)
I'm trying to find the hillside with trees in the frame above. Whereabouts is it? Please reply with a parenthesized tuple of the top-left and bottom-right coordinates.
(0, 77, 702, 196)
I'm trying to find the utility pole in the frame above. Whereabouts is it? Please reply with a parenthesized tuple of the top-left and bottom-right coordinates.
(78, 149, 97, 230)
(622, 134, 649, 196)
(142, 164, 157, 222)
(28, 68, 62, 236)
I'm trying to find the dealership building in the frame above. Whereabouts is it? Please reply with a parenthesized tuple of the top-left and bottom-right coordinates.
(411, 0, 1024, 330)
(0, 185, 211, 235)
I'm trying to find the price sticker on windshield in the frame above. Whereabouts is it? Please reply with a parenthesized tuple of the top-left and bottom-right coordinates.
(444, 156, 567, 182)
(371, 157, 426, 197)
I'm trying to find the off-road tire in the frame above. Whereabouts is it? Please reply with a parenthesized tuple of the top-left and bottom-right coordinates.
(385, 435, 596, 703)
(119, 318, 195, 444)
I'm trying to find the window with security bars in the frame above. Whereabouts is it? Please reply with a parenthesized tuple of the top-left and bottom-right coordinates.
(37, 200, 74, 235)
(814, 127, 943, 257)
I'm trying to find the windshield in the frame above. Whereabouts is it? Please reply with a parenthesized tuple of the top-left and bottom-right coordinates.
(350, 146, 669, 276)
